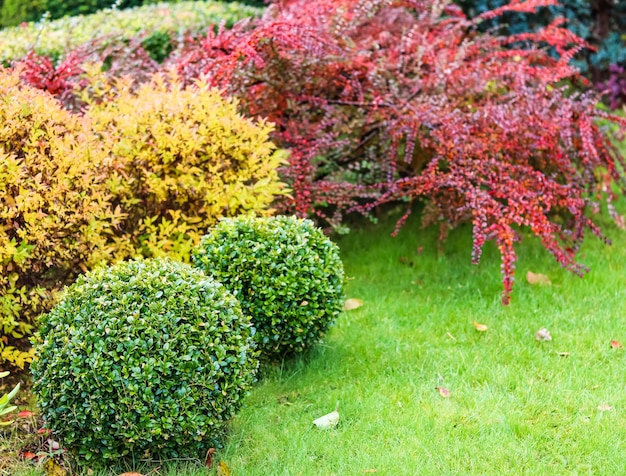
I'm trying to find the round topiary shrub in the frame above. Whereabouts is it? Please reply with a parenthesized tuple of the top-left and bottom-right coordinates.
(31, 258, 258, 467)
(191, 215, 344, 359)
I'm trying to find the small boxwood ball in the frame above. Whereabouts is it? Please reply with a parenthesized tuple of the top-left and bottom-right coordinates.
(192, 215, 344, 359)
(31, 258, 258, 467)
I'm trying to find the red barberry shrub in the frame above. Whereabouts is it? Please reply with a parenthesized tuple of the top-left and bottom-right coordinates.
(165, 0, 626, 303)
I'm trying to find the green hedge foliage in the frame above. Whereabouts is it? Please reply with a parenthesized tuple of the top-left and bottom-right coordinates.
(0, 0, 264, 28)
(0, 1, 263, 62)
(31, 258, 259, 466)
(192, 216, 344, 360)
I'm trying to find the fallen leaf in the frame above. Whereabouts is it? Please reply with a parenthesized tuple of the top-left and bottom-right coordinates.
(526, 271, 552, 286)
(610, 340, 622, 349)
(205, 448, 216, 468)
(436, 386, 451, 398)
(343, 298, 363, 311)
(313, 410, 340, 429)
(416, 246, 424, 255)
(535, 328, 552, 341)
(18, 410, 35, 418)
(117, 473, 143, 476)
(364, 470, 378, 474)
(21, 451, 37, 460)
(473, 321, 488, 332)
(216, 461, 231, 476)
(598, 404, 612, 412)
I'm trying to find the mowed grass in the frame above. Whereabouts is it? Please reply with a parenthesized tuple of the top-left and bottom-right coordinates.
(7, 207, 626, 476)
(215, 211, 626, 476)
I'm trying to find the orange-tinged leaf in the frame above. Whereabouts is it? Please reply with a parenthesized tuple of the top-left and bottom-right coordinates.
(610, 340, 622, 349)
(436, 386, 451, 398)
(18, 410, 35, 418)
(205, 448, 216, 468)
(526, 271, 551, 285)
(343, 298, 363, 311)
(473, 321, 488, 332)
(216, 461, 231, 476)
(117, 473, 144, 476)
(21, 451, 37, 460)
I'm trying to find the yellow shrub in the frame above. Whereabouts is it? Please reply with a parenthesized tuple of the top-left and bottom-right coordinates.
(0, 69, 121, 368)
(0, 69, 287, 370)
(86, 72, 288, 261)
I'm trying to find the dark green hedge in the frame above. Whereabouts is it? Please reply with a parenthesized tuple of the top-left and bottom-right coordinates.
(0, 0, 266, 28)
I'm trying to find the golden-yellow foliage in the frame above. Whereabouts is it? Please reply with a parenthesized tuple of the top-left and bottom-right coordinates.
(0, 69, 120, 368)
(0, 69, 287, 370)
(87, 72, 289, 261)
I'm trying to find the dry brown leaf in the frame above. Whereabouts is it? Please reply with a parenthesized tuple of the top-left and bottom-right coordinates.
(473, 321, 488, 332)
(343, 298, 364, 311)
(535, 328, 552, 341)
(598, 404, 612, 412)
(610, 340, 623, 349)
(526, 271, 552, 285)
(436, 386, 451, 398)
(205, 448, 216, 468)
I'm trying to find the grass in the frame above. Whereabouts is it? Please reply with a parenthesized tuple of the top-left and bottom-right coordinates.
(5, 204, 626, 475)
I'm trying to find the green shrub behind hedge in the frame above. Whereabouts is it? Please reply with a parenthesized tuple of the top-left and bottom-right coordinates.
(192, 215, 345, 360)
(0, 2, 263, 61)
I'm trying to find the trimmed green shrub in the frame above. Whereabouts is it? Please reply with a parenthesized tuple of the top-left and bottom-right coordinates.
(31, 258, 258, 466)
(0, 1, 263, 62)
(0, 0, 264, 28)
(192, 216, 344, 359)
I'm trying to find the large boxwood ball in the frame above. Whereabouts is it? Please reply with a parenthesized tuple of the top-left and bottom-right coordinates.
(30, 258, 258, 466)
(191, 215, 344, 359)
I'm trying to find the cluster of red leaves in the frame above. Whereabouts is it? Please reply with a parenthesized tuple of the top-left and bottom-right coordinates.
(163, 0, 626, 303)
(13, 0, 626, 303)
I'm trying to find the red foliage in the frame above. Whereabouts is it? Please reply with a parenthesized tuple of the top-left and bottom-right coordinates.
(15, 51, 86, 109)
(164, 0, 626, 303)
(15, 36, 159, 112)
(13, 0, 626, 303)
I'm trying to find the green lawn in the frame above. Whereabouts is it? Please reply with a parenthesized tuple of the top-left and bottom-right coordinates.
(8, 206, 626, 476)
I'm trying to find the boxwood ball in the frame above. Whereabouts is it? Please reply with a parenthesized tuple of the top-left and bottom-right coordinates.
(31, 258, 258, 466)
(192, 215, 344, 359)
